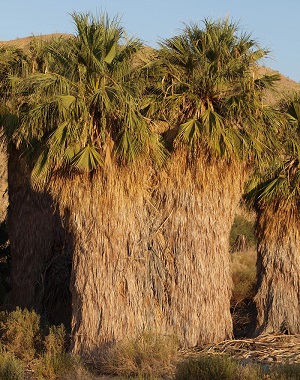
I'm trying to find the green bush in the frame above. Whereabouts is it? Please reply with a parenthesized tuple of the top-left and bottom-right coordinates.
(175, 355, 264, 380)
(0, 309, 74, 379)
(0, 351, 24, 380)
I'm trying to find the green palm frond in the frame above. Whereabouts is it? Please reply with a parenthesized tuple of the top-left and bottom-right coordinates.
(245, 95, 300, 208)
(31, 147, 51, 186)
(254, 73, 281, 91)
(116, 128, 142, 163)
(176, 119, 202, 146)
(72, 144, 103, 171)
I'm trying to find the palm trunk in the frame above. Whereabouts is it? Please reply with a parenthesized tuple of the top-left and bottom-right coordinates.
(255, 202, 300, 334)
(7, 147, 72, 326)
(52, 151, 244, 357)
(155, 150, 245, 345)
(52, 166, 175, 357)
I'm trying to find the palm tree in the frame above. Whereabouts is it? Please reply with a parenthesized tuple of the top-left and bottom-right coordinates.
(0, 41, 72, 326)
(152, 18, 282, 345)
(247, 94, 300, 335)
(7, 13, 167, 356)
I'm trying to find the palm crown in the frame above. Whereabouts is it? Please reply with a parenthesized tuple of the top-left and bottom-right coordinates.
(158, 18, 282, 161)
(247, 94, 300, 207)
(8, 13, 166, 186)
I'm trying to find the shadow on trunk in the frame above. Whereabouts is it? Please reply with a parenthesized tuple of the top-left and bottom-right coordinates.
(5, 146, 73, 330)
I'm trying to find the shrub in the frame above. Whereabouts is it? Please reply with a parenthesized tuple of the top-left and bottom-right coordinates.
(0, 351, 24, 380)
(0, 308, 41, 363)
(175, 355, 264, 380)
(272, 362, 300, 379)
(0, 309, 74, 379)
(175, 354, 237, 380)
(33, 324, 72, 380)
(100, 331, 179, 378)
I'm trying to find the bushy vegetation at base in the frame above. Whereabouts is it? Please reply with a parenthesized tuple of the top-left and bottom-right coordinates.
(0, 308, 79, 380)
(0, 351, 24, 380)
(99, 331, 179, 378)
(176, 355, 300, 380)
(1, 309, 300, 379)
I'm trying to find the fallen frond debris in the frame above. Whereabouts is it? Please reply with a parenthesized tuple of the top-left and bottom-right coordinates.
(184, 335, 300, 364)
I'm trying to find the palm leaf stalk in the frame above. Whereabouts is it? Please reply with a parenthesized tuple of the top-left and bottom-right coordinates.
(246, 94, 300, 335)
(152, 18, 283, 345)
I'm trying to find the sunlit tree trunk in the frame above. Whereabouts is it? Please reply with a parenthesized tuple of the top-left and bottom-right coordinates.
(53, 152, 244, 357)
(255, 202, 300, 334)
(155, 150, 245, 345)
(53, 165, 176, 357)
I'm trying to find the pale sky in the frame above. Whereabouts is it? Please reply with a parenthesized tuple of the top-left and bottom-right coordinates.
(1, 0, 299, 82)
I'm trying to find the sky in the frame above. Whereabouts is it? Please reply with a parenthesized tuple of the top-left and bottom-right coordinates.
(1, 0, 299, 82)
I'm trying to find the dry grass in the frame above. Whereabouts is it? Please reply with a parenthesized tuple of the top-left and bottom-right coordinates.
(154, 150, 245, 346)
(98, 332, 179, 378)
(231, 249, 257, 306)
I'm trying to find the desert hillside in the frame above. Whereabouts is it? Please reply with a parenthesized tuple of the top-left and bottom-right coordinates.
(0, 33, 72, 48)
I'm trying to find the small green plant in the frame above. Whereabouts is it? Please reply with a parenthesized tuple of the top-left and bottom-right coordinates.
(100, 331, 179, 378)
(0, 351, 24, 380)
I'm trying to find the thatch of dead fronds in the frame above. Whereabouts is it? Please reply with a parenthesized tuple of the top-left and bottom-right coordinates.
(152, 148, 246, 346)
(255, 201, 300, 335)
(49, 161, 172, 357)
(48, 145, 246, 356)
